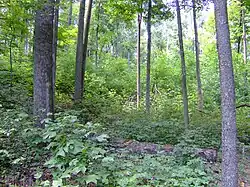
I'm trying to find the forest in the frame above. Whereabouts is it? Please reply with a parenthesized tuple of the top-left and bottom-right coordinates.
(0, 0, 249, 186)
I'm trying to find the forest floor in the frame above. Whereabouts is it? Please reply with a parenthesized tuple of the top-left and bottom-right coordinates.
(1, 138, 250, 187)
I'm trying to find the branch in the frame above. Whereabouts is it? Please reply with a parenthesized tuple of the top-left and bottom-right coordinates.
(236, 104, 250, 109)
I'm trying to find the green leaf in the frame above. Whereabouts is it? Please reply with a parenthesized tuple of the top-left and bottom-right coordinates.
(56, 148, 65, 157)
(84, 174, 99, 184)
(95, 134, 110, 142)
(34, 172, 43, 179)
(52, 179, 63, 187)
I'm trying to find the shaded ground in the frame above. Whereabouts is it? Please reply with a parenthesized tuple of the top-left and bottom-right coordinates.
(1, 139, 250, 186)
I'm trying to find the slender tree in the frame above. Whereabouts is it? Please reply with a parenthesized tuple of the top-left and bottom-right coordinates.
(137, 12, 142, 109)
(68, 0, 73, 26)
(146, 0, 152, 113)
(33, 0, 54, 128)
(214, 0, 238, 186)
(176, 0, 189, 128)
(82, 0, 93, 96)
(242, 7, 247, 64)
(51, 0, 60, 120)
(74, 0, 85, 102)
(192, 0, 203, 111)
(95, 0, 101, 67)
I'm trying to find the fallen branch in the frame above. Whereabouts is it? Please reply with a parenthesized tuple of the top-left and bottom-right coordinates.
(236, 104, 250, 109)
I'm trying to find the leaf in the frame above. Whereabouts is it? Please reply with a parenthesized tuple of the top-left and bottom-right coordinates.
(52, 179, 63, 187)
(95, 134, 110, 142)
(34, 172, 43, 179)
(102, 156, 114, 163)
(12, 157, 25, 164)
(84, 174, 99, 184)
(56, 148, 65, 157)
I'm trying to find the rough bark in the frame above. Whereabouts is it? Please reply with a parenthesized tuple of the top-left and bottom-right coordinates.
(82, 0, 93, 97)
(146, 0, 152, 113)
(51, 0, 60, 120)
(192, 0, 203, 111)
(33, 0, 54, 128)
(137, 12, 142, 109)
(214, 0, 238, 186)
(176, 0, 189, 128)
(74, 0, 85, 102)
(68, 0, 73, 26)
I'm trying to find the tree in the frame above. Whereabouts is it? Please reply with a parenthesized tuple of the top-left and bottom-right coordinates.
(214, 0, 238, 186)
(68, 0, 73, 26)
(242, 6, 247, 64)
(176, 0, 189, 128)
(33, 0, 54, 127)
(192, 0, 203, 111)
(74, 0, 85, 102)
(146, 0, 152, 113)
(52, 0, 60, 120)
(137, 11, 142, 109)
(82, 0, 93, 95)
(95, 0, 101, 67)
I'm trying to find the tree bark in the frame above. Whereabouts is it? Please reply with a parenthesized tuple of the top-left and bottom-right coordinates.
(214, 0, 238, 186)
(192, 0, 203, 111)
(51, 0, 60, 120)
(137, 12, 142, 109)
(33, 0, 54, 128)
(82, 0, 93, 97)
(74, 0, 85, 102)
(146, 0, 152, 113)
(176, 0, 189, 128)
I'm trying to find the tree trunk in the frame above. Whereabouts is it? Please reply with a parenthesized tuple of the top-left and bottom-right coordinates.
(146, 0, 152, 113)
(68, 0, 73, 26)
(74, 0, 85, 102)
(242, 7, 247, 64)
(214, 0, 238, 186)
(95, 0, 101, 67)
(192, 0, 203, 111)
(82, 0, 93, 97)
(237, 3, 243, 54)
(137, 12, 142, 109)
(242, 7, 248, 99)
(51, 0, 60, 120)
(9, 39, 13, 91)
(176, 0, 189, 128)
(127, 50, 131, 69)
(33, 0, 54, 128)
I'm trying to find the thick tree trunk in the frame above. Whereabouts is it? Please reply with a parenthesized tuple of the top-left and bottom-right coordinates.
(51, 0, 60, 120)
(146, 0, 152, 113)
(33, 0, 54, 128)
(74, 0, 85, 102)
(192, 0, 203, 111)
(82, 0, 93, 97)
(137, 12, 142, 109)
(176, 0, 189, 128)
(68, 0, 73, 26)
(214, 0, 238, 186)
